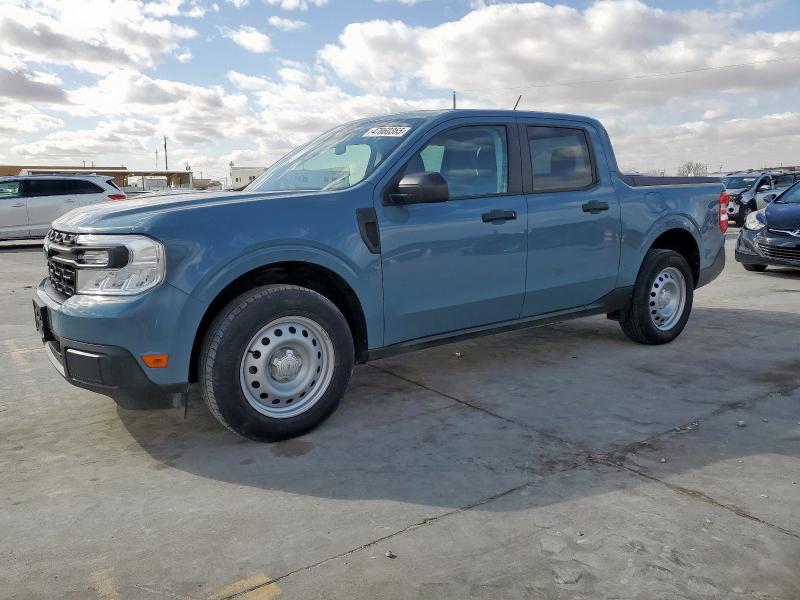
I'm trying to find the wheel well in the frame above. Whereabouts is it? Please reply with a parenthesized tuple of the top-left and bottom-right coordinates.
(189, 261, 369, 382)
(650, 229, 700, 286)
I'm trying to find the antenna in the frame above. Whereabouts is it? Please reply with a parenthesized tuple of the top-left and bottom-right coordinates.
(452, 90, 456, 109)
(513, 95, 522, 110)
(163, 136, 168, 170)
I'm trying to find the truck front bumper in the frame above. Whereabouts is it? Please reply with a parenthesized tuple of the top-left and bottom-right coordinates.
(33, 278, 193, 409)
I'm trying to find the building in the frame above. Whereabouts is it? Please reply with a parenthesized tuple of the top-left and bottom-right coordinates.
(0, 165, 193, 192)
(230, 165, 266, 188)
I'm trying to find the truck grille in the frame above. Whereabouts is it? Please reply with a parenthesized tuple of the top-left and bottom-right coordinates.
(48, 260, 77, 297)
(757, 242, 800, 262)
(45, 229, 78, 299)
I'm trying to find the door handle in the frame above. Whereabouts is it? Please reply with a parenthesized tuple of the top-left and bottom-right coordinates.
(65, 199, 77, 203)
(11, 203, 24, 208)
(481, 209, 517, 223)
(582, 201, 610, 214)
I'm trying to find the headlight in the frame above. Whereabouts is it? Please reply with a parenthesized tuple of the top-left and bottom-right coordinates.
(744, 210, 766, 232)
(73, 234, 165, 295)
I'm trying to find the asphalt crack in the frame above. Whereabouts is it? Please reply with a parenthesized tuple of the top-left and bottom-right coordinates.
(605, 461, 800, 540)
(368, 363, 580, 450)
(219, 479, 536, 599)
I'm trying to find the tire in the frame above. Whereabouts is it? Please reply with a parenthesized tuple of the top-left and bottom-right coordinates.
(200, 284, 354, 442)
(735, 203, 754, 227)
(619, 249, 694, 345)
(743, 263, 767, 272)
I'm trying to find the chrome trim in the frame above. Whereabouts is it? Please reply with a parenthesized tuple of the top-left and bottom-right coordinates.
(45, 343, 66, 377)
(66, 348, 102, 359)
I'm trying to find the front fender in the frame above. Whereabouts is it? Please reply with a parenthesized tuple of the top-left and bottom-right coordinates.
(179, 243, 383, 352)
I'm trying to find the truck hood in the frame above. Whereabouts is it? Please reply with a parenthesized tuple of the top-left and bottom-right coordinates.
(765, 201, 800, 229)
(52, 190, 317, 233)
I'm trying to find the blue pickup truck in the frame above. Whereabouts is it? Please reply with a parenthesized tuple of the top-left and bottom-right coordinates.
(34, 110, 728, 441)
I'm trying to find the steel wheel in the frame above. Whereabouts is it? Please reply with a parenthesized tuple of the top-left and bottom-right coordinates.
(240, 316, 335, 419)
(648, 266, 686, 331)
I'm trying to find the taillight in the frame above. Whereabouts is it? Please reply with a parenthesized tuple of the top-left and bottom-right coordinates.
(108, 194, 127, 201)
(719, 192, 729, 233)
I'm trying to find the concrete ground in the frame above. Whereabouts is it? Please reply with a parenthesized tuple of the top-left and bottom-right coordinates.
(1, 232, 799, 599)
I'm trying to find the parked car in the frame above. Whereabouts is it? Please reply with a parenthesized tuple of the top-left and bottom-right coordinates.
(33, 110, 727, 441)
(0, 175, 126, 241)
(722, 171, 794, 226)
(736, 180, 800, 272)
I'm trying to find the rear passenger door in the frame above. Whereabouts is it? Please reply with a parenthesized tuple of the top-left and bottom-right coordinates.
(24, 179, 79, 236)
(0, 180, 29, 239)
(519, 120, 621, 317)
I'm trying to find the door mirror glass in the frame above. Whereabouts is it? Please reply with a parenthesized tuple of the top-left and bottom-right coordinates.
(390, 172, 449, 204)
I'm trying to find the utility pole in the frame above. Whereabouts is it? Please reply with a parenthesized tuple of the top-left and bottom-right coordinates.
(163, 136, 168, 170)
(452, 90, 456, 109)
(155, 149, 159, 169)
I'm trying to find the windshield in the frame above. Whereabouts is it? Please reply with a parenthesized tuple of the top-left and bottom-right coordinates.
(776, 182, 800, 204)
(722, 176, 757, 190)
(247, 118, 425, 193)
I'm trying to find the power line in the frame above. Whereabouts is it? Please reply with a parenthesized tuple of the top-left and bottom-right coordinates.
(458, 55, 800, 93)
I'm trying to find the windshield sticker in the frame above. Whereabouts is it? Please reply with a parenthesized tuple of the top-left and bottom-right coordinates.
(363, 126, 411, 138)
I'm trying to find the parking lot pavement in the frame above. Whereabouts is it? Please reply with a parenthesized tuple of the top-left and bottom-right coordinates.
(1, 238, 799, 599)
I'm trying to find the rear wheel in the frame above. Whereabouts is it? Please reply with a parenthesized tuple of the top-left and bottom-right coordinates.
(620, 249, 694, 345)
(200, 284, 354, 441)
(743, 263, 767, 272)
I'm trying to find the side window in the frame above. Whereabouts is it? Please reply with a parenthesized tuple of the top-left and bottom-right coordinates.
(528, 126, 595, 192)
(404, 125, 508, 199)
(68, 180, 104, 194)
(24, 179, 66, 197)
(774, 175, 793, 189)
(756, 178, 771, 192)
(0, 181, 21, 199)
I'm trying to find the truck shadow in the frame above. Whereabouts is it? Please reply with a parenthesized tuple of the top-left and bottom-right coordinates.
(118, 306, 800, 510)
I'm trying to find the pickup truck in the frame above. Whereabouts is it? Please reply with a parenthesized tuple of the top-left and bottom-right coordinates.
(33, 110, 727, 441)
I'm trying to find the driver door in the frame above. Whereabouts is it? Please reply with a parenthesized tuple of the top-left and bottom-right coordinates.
(375, 121, 528, 346)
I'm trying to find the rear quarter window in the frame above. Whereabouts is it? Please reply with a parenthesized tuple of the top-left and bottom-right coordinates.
(66, 180, 104, 194)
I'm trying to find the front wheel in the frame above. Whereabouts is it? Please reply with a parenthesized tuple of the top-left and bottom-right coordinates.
(200, 284, 354, 441)
(619, 249, 694, 345)
(735, 203, 754, 227)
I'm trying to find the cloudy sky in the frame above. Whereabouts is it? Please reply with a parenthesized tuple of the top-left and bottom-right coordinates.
(1, 0, 799, 181)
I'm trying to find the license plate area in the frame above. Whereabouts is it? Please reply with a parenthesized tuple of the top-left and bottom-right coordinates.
(32, 299, 55, 343)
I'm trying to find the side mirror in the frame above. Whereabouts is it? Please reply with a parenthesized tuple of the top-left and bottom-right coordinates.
(764, 193, 776, 203)
(389, 172, 448, 205)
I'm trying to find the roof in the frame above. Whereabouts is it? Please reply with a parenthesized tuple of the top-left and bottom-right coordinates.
(0, 174, 111, 181)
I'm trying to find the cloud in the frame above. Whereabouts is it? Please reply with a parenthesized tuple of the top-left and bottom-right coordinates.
(11, 118, 157, 159)
(0, 67, 69, 104)
(318, 1, 800, 109)
(0, 0, 196, 74)
(222, 26, 273, 53)
(612, 111, 800, 173)
(143, 0, 207, 17)
(264, 0, 328, 11)
(268, 16, 308, 31)
(0, 101, 63, 142)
